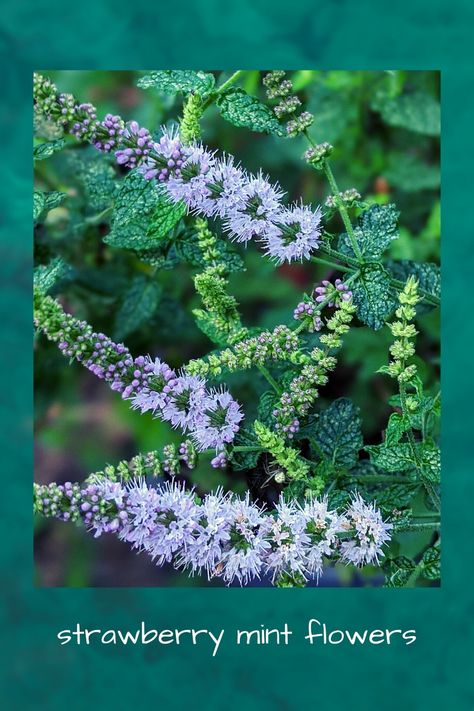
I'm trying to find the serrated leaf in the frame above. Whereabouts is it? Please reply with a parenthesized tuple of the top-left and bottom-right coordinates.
(175, 232, 245, 273)
(217, 88, 285, 136)
(385, 412, 411, 446)
(68, 149, 117, 212)
(352, 264, 397, 330)
(230, 428, 261, 471)
(372, 483, 419, 510)
(137, 70, 215, 97)
(419, 443, 440, 484)
(34, 257, 73, 294)
(311, 398, 363, 468)
(372, 91, 440, 136)
(33, 138, 66, 161)
(33, 191, 45, 221)
(365, 443, 416, 473)
(113, 275, 162, 340)
(105, 172, 185, 249)
(258, 391, 279, 425)
(385, 556, 416, 587)
(422, 547, 440, 580)
(339, 204, 399, 259)
(386, 260, 440, 301)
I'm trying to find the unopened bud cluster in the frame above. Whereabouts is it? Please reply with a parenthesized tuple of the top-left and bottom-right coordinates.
(263, 71, 314, 137)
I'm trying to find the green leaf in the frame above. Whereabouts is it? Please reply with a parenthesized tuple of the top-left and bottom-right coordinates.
(311, 398, 363, 468)
(385, 557, 416, 587)
(175, 232, 245, 273)
(113, 275, 162, 341)
(372, 91, 440, 136)
(386, 260, 440, 301)
(385, 412, 411, 446)
(33, 138, 66, 161)
(351, 264, 397, 330)
(137, 70, 215, 97)
(422, 547, 440, 580)
(34, 190, 67, 223)
(365, 443, 416, 473)
(258, 391, 279, 425)
(230, 429, 261, 471)
(419, 443, 440, 485)
(134, 246, 179, 270)
(105, 172, 185, 249)
(33, 191, 45, 221)
(339, 204, 399, 259)
(34, 257, 73, 294)
(68, 149, 117, 212)
(217, 89, 285, 136)
(385, 152, 440, 192)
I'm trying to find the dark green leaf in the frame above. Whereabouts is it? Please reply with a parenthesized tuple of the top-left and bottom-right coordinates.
(422, 547, 440, 580)
(385, 412, 411, 446)
(33, 191, 45, 221)
(230, 428, 261, 471)
(385, 557, 416, 587)
(339, 204, 399, 259)
(34, 257, 73, 294)
(258, 391, 279, 425)
(365, 443, 416, 473)
(351, 264, 397, 330)
(386, 260, 440, 301)
(137, 70, 215, 97)
(33, 138, 66, 161)
(311, 398, 363, 468)
(34, 190, 67, 223)
(217, 89, 285, 136)
(113, 275, 162, 341)
(419, 443, 440, 484)
(105, 172, 185, 249)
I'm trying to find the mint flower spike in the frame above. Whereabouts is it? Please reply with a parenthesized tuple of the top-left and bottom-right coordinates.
(34, 290, 244, 448)
(35, 476, 393, 586)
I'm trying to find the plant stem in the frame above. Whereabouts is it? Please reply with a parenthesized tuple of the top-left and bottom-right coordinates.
(396, 522, 440, 532)
(202, 70, 244, 111)
(323, 162, 364, 263)
(310, 255, 353, 273)
(257, 363, 282, 394)
(405, 560, 425, 588)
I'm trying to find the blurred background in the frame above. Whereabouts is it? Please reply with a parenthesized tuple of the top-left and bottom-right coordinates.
(34, 70, 440, 586)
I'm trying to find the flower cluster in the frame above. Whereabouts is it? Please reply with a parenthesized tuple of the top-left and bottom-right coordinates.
(293, 300, 323, 332)
(33, 74, 323, 265)
(325, 188, 361, 209)
(34, 290, 243, 452)
(34, 478, 392, 585)
(314, 278, 353, 307)
(262, 70, 314, 137)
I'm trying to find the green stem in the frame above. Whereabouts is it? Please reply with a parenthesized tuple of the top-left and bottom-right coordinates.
(396, 522, 440, 532)
(257, 363, 282, 394)
(323, 162, 364, 263)
(202, 70, 244, 111)
(405, 560, 425, 588)
(310, 255, 353, 273)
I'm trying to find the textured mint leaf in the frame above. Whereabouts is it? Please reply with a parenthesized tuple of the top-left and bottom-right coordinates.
(422, 547, 440, 580)
(385, 557, 416, 587)
(385, 152, 440, 192)
(34, 257, 73, 294)
(258, 391, 279, 426)
(34, 191, 45, 221)
(230, 428, 261, 471)
(338, 204, 399, 259)
(217, 89, 285, 136)
(419, 443, 440, 484)
(311, 398, 363, 468)
(105, 172, 185, 249)
(68, 149, 117, 212)
(134, 246, 179, 270)
(372, 91, 440, 136)
(386, 260, 440, 301)
(175, 232, 245, 273)
(113, 275, 162, 341)
(352, 264, 397, 330)
(137, 70, 215, 97)
(44, 191, 67, 211)
(33, 138, 66, 161)
(372, 483, 419, 510)
(385, 412, 411, 446)
(365, 443, 416, 473)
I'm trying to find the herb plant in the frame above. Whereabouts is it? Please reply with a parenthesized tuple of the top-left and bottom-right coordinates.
(33, 70, 440, 587)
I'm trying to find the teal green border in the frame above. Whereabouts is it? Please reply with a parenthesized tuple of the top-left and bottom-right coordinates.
(2, 1, 473, 707)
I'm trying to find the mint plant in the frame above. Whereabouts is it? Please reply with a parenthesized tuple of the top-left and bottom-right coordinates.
(33, 70, 440, 587)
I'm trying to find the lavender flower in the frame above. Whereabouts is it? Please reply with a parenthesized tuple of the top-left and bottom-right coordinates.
(264, 498, 308, 583)
(264, 204, 322, 263)
(298, 498, 346, 579)
(166, 143, 216, 211)
(314, 278, 353, 307)
(115, 120, 153, 168)
(192, 389, 244, 451)
(199, 156, 247, 218)
(223, 172, 285, 243)
(162, 374, 207, 431)
(339, 494, 393, 567)
(219, 494, 270, 585)
(139, 126, 188, 182)
(70, 103, 98, 140)
(130, 357, 178, 414)
(211, 451, 227, 469)
(92, 113, 124, 153)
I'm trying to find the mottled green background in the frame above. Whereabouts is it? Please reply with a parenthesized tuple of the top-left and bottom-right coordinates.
(2, 1, 474, 708)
